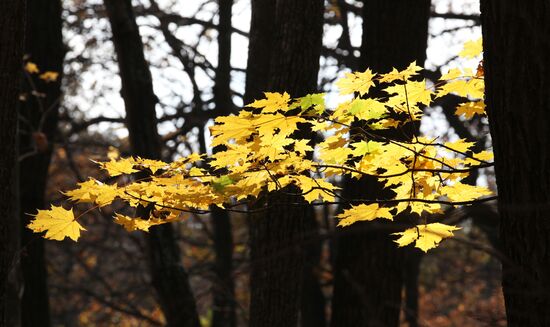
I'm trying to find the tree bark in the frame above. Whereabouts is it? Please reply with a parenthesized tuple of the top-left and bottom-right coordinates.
(331, 1, 430, 327)
(104, 1, 200, 326)
(211, 1, 236, 326)
(480, 2, 550, 326)
(18, 2, 64, 326)
(244, 1, 324, 326)
(0, 1, 25, 326)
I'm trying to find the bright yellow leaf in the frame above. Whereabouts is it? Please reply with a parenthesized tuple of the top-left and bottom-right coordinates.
(247, 92, 291, 113)
(99, 158, 139, 176)
(28, 205, 85, 241)
(455, 100, 486, 119)
(335, 69, 376, 96)
(337, 203, 393, 227)
(459, 38, 483, 59)
(348, 98, 388, 121)
(210, 111, 255, 146)
(440, 183, 493, 202)
(436, 78, 484, 99)
(444, 139, 476, 154)
(393, 223, 460, 252)
(113, 213, 166, 232)
(379, 61, 422, 83)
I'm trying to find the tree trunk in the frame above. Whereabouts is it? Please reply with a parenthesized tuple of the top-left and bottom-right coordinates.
(19, 2, 64, 326)
(104, 1, 200, 326)
(0, 2, 25, 326)
(480, 2, 550, 326)
(211, 2, 236, 327)
(245, 1, 324, 326)
(301, 216, 327, 327)
(331, 1, 430, 327)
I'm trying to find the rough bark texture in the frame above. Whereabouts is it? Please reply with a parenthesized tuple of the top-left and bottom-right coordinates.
(104, 1, 200, 326)
(0, 2, 25, 326)
(211, 2, 236, 326)
(480, 2, 550, 326)
(331, 1, 430, 327)
(18, 2, 64, 326)
(245, 1, 324, 326)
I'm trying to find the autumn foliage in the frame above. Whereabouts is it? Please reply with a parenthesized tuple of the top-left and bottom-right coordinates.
(29, 38, 492, 252)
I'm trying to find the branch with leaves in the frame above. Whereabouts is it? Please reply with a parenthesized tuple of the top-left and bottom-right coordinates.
(29, 39, 491, 253)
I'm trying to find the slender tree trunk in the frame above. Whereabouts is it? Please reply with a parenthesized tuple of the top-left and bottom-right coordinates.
(480, 2, 550, 326)
(211, 1, 236, 326)
(104, 1, 200, 326)
(18, 2, 64, 326)
(331, 1, 430, 326)
(0, 2, 25, 326)
(245, 1, 324, 326)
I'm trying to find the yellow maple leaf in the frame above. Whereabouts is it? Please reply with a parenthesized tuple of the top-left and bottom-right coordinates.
(455, 100, 486, 119)
(379, 61, 422, 83)
(337, 203, 393, 227)
(436, 78, 484, 99)
(408, 199, 442, 216)
(335, 69, 376, 96)
(384, 80, 432, 107)
(393, 223, 460, 252)
(63, 179, 120, 206)
(39, 71, 59, 82)
(440, 68, 464, 81)
(444, 139, 476, 154)
(459, 38, 483, 59)
(24, 62, 40, 74)
(348, 98, 388, 121)
(135, 157, 168, 174)
(440, 183, 493, 202)
(247, 92, 291, 113)
(99, 158, 139, 176)
(293, 139, 314, 155)
(464, 150, 493, 166)
(254, 113, 306, 138)
(210, 143, 249, 169)
(258, 133, 293, 160)
(113, 213, 166, 232)
(350, 140, 383, 157)
(210, 112, 255, 146)
(290, 175, 337, 203)
(28, 205, 86, 241)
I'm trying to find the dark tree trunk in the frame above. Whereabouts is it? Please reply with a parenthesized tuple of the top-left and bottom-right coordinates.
(18, 2, 64, 326)
(331, 1, 430, 327)
(244, 1, 324, 326)
(301, 216, 327, 327)
(480, 2, 550, 326)
(0, 2, 25, 326)
(211, 2, 236, 327)
(104, 1, 200, 326)
(211, 206, 235, 327)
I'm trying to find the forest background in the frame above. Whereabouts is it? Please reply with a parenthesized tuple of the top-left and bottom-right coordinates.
(1, 0, 530, 326)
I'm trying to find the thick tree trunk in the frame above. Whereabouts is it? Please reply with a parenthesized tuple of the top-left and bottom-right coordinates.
(104, 1, 200, 326)
(331, 1, 430, 327)
(301, 216, 327, 327)
(480, 2, 550, 326)
(18, 2, 64, 327)
(0, 2, 25, 326)
(211, 2, 236, 327)
(245, 1, 324, 326)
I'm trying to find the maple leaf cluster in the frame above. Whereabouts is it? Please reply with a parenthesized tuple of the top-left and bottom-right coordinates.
(29, 38, 490, 252)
